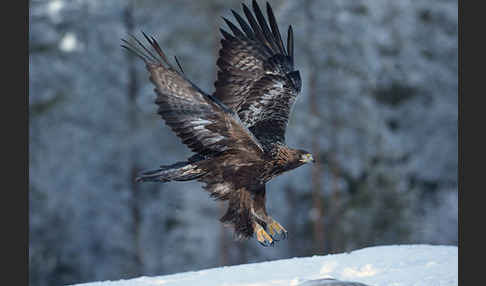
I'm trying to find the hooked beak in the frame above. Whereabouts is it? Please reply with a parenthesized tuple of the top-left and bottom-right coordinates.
(301, 153, 315, 164)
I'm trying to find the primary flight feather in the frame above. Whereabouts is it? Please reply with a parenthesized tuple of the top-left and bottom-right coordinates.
(122, 0, 314, 247)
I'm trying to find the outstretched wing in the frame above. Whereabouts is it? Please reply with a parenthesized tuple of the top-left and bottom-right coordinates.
(214, 0, 302, 145)
(121, 33, 263, 157)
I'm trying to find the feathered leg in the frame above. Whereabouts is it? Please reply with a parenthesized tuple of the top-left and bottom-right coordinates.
(217, 184, 274, 246)
(251, 185, 288, 246)
(212, 183, 286, 247)
(253, 186, 288, 246)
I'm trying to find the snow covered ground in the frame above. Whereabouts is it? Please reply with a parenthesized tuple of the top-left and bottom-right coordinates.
(72, 245, 457, 286)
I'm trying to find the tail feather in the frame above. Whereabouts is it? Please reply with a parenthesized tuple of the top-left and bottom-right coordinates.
(136, 161, 205, 183)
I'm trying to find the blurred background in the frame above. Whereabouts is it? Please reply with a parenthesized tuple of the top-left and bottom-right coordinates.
(29, 0, 458, 285)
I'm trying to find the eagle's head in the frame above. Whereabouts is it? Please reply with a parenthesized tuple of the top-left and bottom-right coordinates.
(273, 147, 315, 178)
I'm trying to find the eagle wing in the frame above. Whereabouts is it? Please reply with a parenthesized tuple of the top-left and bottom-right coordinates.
(214, 0, 302, 145)
(122, 33, 263, 158)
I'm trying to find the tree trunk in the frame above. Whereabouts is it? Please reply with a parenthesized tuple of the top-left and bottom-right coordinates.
(305, 0, 326, 255)
(123, 0, 143, 276)
(285, 186, 298, 254)
(309, 74, 325, 254)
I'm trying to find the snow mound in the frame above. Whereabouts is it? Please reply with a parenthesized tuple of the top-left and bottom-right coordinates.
(71, 244, 457, 286)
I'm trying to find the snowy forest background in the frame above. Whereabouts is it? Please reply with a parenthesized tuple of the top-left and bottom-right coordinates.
(29, 0, 458, 285)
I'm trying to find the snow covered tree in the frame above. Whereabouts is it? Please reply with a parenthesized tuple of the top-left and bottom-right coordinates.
(29, 0, 457, 285)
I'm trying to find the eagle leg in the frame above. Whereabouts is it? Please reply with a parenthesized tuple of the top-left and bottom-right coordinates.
(251, 185, 287, 244)
(254, 222, 274, 247)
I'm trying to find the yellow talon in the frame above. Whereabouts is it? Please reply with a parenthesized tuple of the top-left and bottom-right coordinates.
(267, 219, 287, 240)
(255, 224, 274, 246)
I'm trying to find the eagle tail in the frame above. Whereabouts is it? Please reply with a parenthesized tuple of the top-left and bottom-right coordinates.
(136, 161, 205, 183)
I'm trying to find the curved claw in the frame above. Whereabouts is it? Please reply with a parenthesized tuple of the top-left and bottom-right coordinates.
(258, 239, 275, 247)
(266, 219, 288, 242)
(255, 223, 274, 247)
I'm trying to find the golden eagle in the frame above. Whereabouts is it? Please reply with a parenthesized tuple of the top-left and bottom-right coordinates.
(122, 0, 314, 247)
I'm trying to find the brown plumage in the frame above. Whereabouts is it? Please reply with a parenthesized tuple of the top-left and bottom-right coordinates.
(121, 0, 314, 247)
